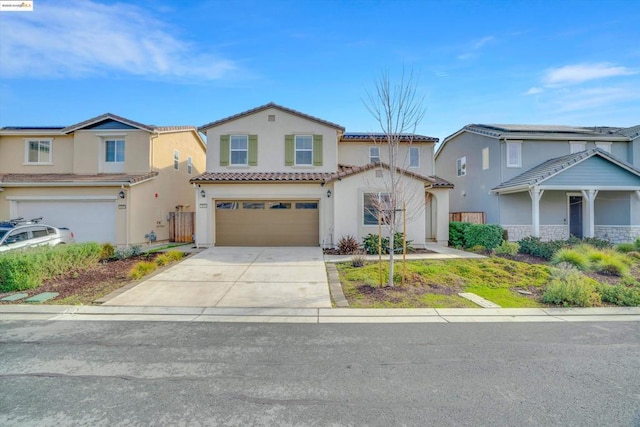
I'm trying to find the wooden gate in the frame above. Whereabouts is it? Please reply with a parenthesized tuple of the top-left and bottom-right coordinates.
(168, 212, 194, 243)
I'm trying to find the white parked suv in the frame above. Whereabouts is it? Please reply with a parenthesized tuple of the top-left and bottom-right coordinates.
(0, 217, 75, 253)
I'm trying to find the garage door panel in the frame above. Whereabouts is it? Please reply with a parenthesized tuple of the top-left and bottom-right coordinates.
(216, 200, 319, 246)
(17, 200, 116, 243)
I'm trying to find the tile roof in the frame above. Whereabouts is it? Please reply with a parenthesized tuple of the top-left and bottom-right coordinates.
(341, 133, 438, 143)
(0, 172, 158, 185)
(198, 102, 345, 132)
(191, 163, 451, 188)
(491, 148, 640, 192)
(191, 171, 334, 183)
(154, 126, 199, 133)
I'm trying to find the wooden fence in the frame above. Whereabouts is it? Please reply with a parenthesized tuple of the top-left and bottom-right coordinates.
(449, 212, 486, 224)
(168, 212, 194, 243)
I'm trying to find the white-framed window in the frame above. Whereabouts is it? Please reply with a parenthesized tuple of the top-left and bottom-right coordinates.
(457, 156, 466, 176)
(409, 146, 419, 168)
(482, 147, 489, 170)
(363, 192, 391, 225)
(570, 141, 586, 154)
(295, 135, 313, 165)
(369, 146, 380, 163)
(595, 142, 612, 153)
(230, 135, 248, 165)
(105, 139, 125, 163)
(174, 150, 179, 170)
(25, 139, 52, 164)
(187, 156, 192, 174)
(506, 141, 521, 168)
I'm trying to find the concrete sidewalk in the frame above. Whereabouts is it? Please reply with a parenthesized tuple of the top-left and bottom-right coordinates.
(2, 305, 638, 323)
(323, 243, 485, 263)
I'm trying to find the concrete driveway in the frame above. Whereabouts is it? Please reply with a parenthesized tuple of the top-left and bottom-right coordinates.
(103, 247, 331, 308)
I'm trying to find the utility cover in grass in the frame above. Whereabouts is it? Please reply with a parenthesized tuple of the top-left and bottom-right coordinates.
(25, 293, 59, 303)
(1, 293, 28, 301)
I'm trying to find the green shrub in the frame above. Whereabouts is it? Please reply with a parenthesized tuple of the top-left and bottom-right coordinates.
(616, 243, 636, 253)
(337, 235, 360, 255)
(592, 254, 629, 276)
(627, 251, 640, 260)
(493, 241, 520, 256)
(100, 243, 115, 260)
(469, 245, 487, 254)
(567, 236, 612, 249)
(351, 252, 366, 267)
(129, 261, 157, 280)
(155, 250, 184, 266)
(392, 233, 414, 254)
(449, 222, 471, 248)
(635, 238, 640, 250)
(595, 283, 640, 306)
(362, 233, 389, 255)
(0, 243, 101, 292)
(518, 236, 564, 260)
(542, 271, 601, 307)
(551, 248, 590, 270)
(113, 244, 143, 260)
(464, 224, 504, 250)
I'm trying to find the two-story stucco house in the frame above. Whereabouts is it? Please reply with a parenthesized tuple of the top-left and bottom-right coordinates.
(0, 113, 206, 245)
(191, 103, 452, 248)
(435, 124, 640, 243)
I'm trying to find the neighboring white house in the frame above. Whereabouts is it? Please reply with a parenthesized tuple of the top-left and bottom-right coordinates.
(191, 102, 452, 247)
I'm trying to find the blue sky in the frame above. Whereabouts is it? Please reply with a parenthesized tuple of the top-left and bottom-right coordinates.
(1, 0, 639, 143)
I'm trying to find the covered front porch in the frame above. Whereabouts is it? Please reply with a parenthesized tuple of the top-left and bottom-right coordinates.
(492, 149, 640, 243)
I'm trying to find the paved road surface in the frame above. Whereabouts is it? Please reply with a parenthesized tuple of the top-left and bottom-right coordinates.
(1, 321, 639, 426)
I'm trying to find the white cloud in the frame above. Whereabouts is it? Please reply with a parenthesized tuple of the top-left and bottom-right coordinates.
(457, 35, 495, 61)
(472, 36, 495, 49)
(0, 0, 237, 80)
(543, 63, 636, 86)
(524, 87, 544, 95)
(551, 86, 640, 113)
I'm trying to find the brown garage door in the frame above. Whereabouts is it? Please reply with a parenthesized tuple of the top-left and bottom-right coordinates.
(215, 200, 319, 246)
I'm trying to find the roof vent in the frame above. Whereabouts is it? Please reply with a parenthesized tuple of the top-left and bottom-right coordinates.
(268, 114, 276, 122)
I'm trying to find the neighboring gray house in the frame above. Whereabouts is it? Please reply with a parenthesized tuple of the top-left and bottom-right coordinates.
(435, 124, 640, 243)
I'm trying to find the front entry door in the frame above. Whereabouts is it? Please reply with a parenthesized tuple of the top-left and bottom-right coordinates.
(569, 196, 583, 238)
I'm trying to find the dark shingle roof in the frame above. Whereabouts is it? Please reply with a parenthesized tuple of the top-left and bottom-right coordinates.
(63, 113, 156, 133)
(341, 133, 438, 143)
(463, 124, 639, 140)
(0, 172, 158, 185)
(491, 148, 640, 192)
(198, 102, 345, 132)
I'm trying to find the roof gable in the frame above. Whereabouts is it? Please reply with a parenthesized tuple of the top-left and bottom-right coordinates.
(492, 148, 640, 193)
(63, 113, 155, 133)
(198, 102, 345, 132)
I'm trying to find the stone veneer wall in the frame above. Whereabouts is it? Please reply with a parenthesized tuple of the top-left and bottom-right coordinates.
(595, 226, 640, 243)
(503, 225, 568, 242)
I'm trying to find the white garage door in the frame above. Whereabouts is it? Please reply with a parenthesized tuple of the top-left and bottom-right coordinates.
(17, 200, 116, 243)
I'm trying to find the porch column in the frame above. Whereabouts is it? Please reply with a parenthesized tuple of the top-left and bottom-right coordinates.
(529, 188, 544, 237)
(581, 189, 599, 238)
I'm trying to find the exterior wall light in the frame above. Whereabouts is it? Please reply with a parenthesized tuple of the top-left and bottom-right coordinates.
(200, 189, 206, 198)
(327, 189, 332, 198)
(118, 190, 126, 199)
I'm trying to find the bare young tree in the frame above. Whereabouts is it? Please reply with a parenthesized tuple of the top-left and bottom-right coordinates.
(363, 68, 426, 287)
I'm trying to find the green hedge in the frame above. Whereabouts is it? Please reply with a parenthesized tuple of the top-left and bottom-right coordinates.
(0, 243, 101, 292)
(449, 222, 504, 250)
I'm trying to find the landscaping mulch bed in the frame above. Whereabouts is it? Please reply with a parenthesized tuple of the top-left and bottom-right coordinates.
(0, 254, 157, 304)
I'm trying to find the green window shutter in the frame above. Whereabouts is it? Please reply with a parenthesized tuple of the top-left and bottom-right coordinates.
(313, 135, 323, 166)
(285, 135, 294, 166)
(248, 134, 258, 166)
(219, 135, 230, 166)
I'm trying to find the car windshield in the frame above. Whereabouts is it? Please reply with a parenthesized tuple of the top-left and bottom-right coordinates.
(0, 229, 9, 239)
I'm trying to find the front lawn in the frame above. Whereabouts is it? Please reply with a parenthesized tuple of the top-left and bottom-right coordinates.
(337, 257, 552, 308)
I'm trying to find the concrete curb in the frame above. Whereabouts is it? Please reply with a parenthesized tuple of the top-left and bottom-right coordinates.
(326, 263, 349, 307)
(1, 306, 639, 323)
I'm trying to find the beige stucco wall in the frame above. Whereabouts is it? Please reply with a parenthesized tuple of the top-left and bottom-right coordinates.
(332, 168, 427, 248)
(73, 130, 151, 174)
(338, 141, 435, 177)
(194, 182, 333, 247)
(0, 134, 75, 173)
(204, 107, 340, 173)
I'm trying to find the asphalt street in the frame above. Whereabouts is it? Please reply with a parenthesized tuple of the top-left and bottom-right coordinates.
(1, 320, 639, 426)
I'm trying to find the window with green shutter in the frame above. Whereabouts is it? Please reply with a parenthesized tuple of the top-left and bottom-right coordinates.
(313, 135, 323, 166)
(285, 135, 294, 166)
(248, 134, 258, 166)
(220, 135, 230, 166)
